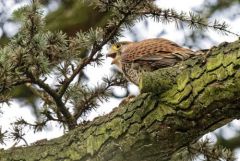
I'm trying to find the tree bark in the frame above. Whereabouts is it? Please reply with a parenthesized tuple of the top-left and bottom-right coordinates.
(1, 40, 240, 161)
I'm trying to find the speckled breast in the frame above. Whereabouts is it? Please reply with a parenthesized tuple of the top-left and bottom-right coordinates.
(122, 63, 151, 85)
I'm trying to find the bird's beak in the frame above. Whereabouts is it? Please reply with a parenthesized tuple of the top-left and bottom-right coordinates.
(107, 45, 119, 58)
(106, 52, 117, 58)
(106, 52, 117, 65)
(107, 45, 119, 64)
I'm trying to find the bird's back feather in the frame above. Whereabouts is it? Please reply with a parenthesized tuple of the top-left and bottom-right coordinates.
(121, 38, 194, 67)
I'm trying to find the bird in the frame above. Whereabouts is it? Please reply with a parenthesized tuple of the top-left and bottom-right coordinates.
(107, 38, 203, 85)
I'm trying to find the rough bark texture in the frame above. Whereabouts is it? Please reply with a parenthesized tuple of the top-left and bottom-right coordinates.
(1, 40, 240, 161)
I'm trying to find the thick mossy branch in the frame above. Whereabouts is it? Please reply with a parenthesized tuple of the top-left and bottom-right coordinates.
(141, 40, 240, 114)
(1, 40, 240, 161)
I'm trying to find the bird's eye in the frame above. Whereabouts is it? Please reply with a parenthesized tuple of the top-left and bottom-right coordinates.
(116, 44, 121, 48)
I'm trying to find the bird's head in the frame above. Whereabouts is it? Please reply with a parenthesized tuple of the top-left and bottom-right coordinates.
(107, 41, 131, 69)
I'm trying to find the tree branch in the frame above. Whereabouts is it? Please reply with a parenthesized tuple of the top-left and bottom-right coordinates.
(26, 72, 76, 130)
(57, 0, 146, 98)
(137, 4, 240, 36)
(1, 38, 240, 161)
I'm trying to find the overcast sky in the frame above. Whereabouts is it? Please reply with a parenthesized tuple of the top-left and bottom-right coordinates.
(1, 2, 240, 159)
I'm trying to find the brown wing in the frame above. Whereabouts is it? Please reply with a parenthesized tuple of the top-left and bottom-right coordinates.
(121, 38, 194, 68)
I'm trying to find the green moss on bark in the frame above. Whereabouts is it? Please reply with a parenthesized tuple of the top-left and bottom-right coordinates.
(2, 40, 240, 161)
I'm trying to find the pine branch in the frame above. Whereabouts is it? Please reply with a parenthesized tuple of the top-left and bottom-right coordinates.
(26, 71, 76, 130)
(0, 127, 7, 145)
(14, 116, 61, 133)
(25, 83, 54, 105)
(0, 0, 239, 148)
(187, 139, 235, 161)
(57, 0, 147, 97)
(136, 4, 239, 36)
(72, 75, 127, 120)
(8, 125, 28, 147)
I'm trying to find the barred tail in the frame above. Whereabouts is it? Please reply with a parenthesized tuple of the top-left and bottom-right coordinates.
(172, 49, 209, 61)
(193, 49, 209, 55)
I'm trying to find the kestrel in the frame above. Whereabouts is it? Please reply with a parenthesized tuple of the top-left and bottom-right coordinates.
(107, 38, 201, 85)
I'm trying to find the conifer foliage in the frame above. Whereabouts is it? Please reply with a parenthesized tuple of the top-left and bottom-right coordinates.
(0, 0, 236, 156)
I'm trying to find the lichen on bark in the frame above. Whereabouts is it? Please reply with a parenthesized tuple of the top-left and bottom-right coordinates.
(1, 40, 240, 161)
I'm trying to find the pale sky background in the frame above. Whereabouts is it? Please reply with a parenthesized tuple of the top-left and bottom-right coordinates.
(1, 0, 240, 159)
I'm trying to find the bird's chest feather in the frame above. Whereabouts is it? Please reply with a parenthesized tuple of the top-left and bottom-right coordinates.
(122, 62, 151, 85)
